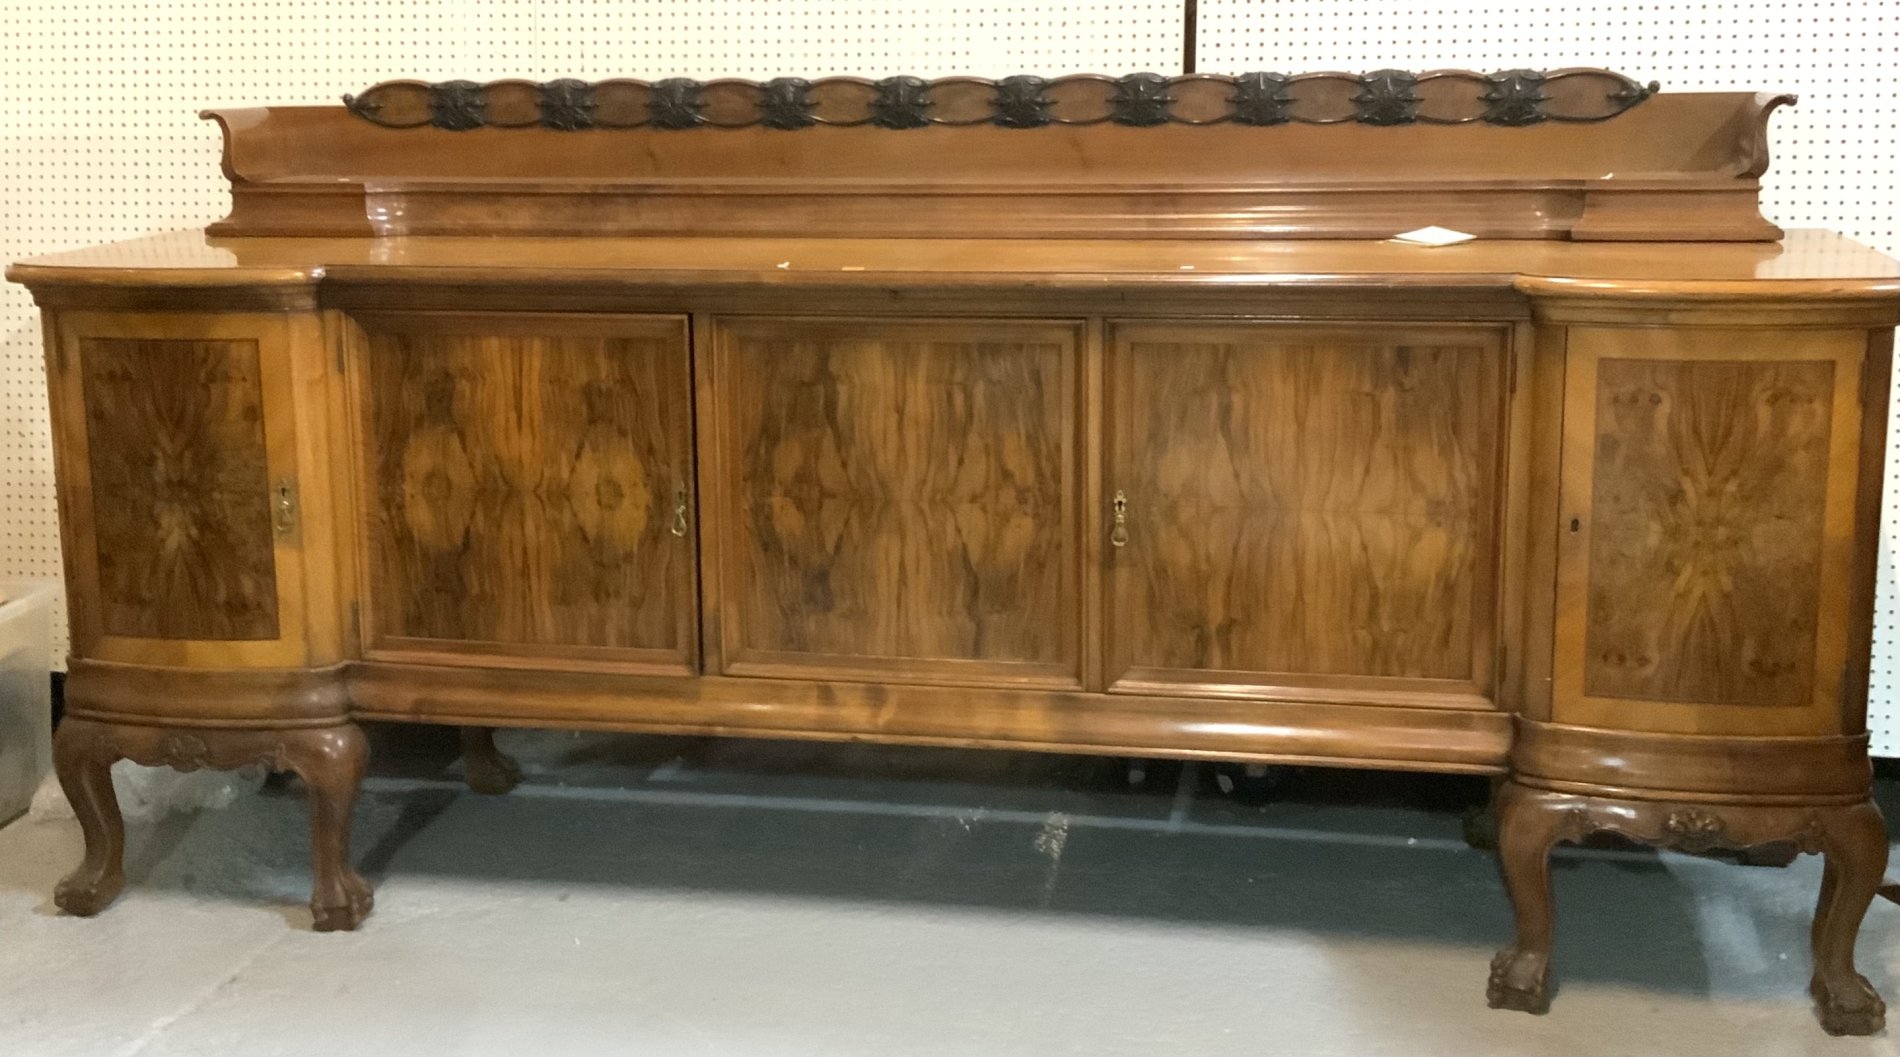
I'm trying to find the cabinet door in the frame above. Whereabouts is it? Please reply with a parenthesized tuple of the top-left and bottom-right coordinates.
(1106, 322, 1507, 705)
(49, 311, 313, 667)
(355, 313, 697, 673)
(1552, 326, 1867, 735)
(705, 317, 1083, 688)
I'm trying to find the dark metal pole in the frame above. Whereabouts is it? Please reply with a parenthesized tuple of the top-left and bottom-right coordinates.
(1183, 0, 1198, 74)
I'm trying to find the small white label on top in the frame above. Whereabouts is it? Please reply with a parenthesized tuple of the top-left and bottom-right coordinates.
(1390, 225, 1477, 247)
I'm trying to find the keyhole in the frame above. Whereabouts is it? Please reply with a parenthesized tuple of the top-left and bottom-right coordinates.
(1569, 517, 1581, 533)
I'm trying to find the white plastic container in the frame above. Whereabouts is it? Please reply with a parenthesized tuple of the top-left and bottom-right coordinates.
(0, 583, 55, 826)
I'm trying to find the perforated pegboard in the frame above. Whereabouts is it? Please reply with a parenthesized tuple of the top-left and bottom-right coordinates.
(6, 2, 1900, 751)
(0, 0, 1186, 669)
(1196, 1, 1900, 752)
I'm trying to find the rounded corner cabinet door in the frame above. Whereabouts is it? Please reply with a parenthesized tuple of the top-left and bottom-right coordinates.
(48, 310, 318, 670)
(1552, 325, 1872, 736)
(350, 312, 699, 676)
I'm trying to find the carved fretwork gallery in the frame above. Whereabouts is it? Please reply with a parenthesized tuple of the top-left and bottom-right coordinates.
(7, 67, 1896, 1035)
(341, 68, 1658, 132)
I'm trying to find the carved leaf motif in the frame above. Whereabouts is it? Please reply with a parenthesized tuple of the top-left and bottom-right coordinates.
(539, 78, 596, 131)
(1663, 807, 1728, 853)
(761, 77, 816, 130)
(158, 733, 212, 772)
(1230, 71, 1294, 126)
(1355, 70, 1419, 126)
(429, 80, 486, 131)
(1483, 69, 1548, 127)
(343, 69, 1660, 132)
(649, 78, 705, 130)
(994, 75, 1053, 129)
(1111, 72, 1174, 127)
(871, 76, 931, 129)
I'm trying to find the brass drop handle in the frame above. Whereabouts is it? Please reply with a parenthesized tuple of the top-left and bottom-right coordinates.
(671, 488, 691, 538)
(1109, 490, 1129, 548)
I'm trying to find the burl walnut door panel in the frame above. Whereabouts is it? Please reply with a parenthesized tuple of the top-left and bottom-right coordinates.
(1553, 326, 1868, 735)
(48, 311, 310, 666)
(1105, 322, 1508, 706)
(705, 317, 1083, 688)
(354, 313, 697, 674)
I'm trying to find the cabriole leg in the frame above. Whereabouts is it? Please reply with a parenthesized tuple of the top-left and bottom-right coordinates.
(47, 718, 373, 931)
(283, 724, 374, 931)
(1483, 784, 1889, 1035)
(1487, 781, 1572, 1014)
(1810, 799, 1888, 1036)
(51, 716, 128, 916)
(458, 726, 522, 795)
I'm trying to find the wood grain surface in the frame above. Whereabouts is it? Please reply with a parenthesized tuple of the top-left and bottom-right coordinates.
(1552, 324, 1870, 736)
(359, 314, 695, 665)
(1107, 324, 1503, 693)
(1582, 357, 1834, 705)
(710, 318, 1080, 684)
(12, 228, 1900, 293)
(80, 336, 279, 640)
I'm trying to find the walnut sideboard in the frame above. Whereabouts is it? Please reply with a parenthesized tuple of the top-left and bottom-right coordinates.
(10, 70, 1900, 1035)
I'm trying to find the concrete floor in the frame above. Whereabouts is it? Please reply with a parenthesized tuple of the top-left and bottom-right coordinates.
(0, 729, 1896, 1056)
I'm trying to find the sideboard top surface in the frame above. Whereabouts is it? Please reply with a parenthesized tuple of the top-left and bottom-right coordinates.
(10, 228, 1898, 301)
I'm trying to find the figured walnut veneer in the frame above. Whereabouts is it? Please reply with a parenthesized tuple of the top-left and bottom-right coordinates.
(1107, 324, 1503, 698)
(709, 319, 1080, 686)
(1552, 325, 1870, 736)
(1584, 357, 1833, 706)
(80, 337, 280, 641)
(358, 314, 696, 671)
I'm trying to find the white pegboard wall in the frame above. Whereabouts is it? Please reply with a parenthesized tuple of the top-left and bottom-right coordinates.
(7, 2, 1900, 751)
(0, 0, 1188, 667)
(1194, 0, 1900, 752)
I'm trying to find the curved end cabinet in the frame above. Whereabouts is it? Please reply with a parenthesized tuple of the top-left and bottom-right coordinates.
(8, 76, 1900, 1033)
(1489, 288, 1896, 1035)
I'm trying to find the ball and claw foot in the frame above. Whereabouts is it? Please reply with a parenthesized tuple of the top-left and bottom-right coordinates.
(52, 868, 126, 918)
(1813, 973, 1886, 1037)
(311, 871, 375, 932)
(1486, 947, 1550, 1014)
(460, 727, 522, 796)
